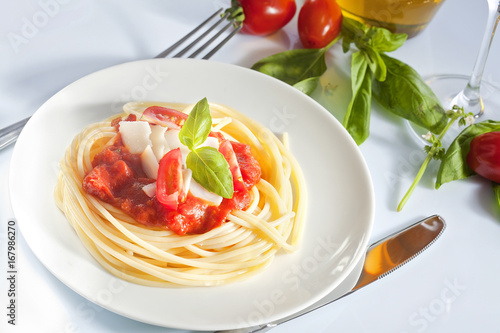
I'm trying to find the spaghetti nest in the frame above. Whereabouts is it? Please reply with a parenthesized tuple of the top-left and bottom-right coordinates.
(54, 101, 306, 287)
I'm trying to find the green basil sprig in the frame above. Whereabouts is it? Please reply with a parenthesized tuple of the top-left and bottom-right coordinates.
(179, 98, 233, 198)
(251, 17, 448, 145)
(398, 106, 474, 211)
(339, 18, 402, 144)
(435, 120, 500, 189)
(398, 117, 500, 211)
(341, 18, 447, 143)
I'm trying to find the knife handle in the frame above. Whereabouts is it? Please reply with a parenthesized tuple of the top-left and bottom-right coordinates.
(0, 117, 30, 151)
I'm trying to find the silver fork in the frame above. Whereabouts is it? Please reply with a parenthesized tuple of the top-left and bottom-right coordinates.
(0, 8, 241, 151)
(155, 8, 241, 60)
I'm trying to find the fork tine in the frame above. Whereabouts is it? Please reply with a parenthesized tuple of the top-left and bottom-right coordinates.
(173, 11, 230, 58)
(155, 8, 224, 59)
(201, 22, 242, 60)
(188, 19, 238, 59)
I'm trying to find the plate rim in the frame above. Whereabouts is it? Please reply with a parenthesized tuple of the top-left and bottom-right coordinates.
(9, 58, 375, 330)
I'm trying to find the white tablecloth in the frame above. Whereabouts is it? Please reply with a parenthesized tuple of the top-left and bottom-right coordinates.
(1, 0, 499, 332)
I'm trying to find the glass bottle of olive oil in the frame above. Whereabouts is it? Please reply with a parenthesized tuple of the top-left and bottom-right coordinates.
(337, 0, 445, 37)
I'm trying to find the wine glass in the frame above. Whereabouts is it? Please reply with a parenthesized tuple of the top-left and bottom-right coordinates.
(407, 0, 500, 145)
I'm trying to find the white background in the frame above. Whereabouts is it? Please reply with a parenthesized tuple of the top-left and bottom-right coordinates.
(1, 0, 500, 332)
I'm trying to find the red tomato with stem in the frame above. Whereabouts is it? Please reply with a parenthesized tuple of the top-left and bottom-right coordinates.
(156, 148, 185, 210)
(466, 132, 500, 183)
(298, 0, 343, 48)
(236, 0, 297, 36)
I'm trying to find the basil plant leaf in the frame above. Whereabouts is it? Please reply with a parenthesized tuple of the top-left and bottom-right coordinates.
(436, 120, 500, 189)
(363, 47, 387, 82)
(493, 183, 500, 209)
(187, 146, 234, 199)
(179, 97, 211, 150)
(251, 48, 328, 86)
(293, 76, 321, 96)
(372, 54, 447, 134)
(343, 51, 374, 145)
(341, 17, 369, 50)
(369, 27, 407, 53)
(342, 34, 354, 53)
(341, 17, 406, 54)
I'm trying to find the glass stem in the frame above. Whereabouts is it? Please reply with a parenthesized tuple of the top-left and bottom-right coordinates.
(461, 1, 500, 117)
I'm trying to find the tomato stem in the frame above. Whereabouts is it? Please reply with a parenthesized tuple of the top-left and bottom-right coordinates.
(224, 2, 245, 23)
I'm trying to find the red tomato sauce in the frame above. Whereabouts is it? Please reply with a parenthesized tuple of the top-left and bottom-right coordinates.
(83, 134, 261, 235)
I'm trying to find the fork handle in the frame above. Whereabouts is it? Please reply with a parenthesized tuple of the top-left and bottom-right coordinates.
(0, 117, 30, 151)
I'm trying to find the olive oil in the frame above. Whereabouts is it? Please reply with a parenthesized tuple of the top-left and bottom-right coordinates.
(337, 0, 445, 37)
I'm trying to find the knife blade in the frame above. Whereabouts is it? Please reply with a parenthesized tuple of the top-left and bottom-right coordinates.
(217, 215, 446, 333)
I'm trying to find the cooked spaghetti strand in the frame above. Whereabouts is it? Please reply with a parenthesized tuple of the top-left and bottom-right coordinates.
(55, 101, 306, 287)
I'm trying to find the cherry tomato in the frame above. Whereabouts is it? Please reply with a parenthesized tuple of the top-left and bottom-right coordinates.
(142, 106, 188, 129)
(156, 148, 185, 210)
(298, 0, 343, 48)
(237, 0, 297, 36)
(231, 141, 261, 189)
(466, 132, 500, 183)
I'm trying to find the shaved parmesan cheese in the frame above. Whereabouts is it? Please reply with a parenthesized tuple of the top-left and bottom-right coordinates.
(141, 145, 159, 179)
(119, 121, 151, 154)
(182, 168, 192, 196)
(189, 178, 223, 206)
(150, 125, 168, 161)
(164, 129, 183, 149)
(199, 136, 219, 149)
(142, 182, 157, 197)
(165, 129, 190, 165)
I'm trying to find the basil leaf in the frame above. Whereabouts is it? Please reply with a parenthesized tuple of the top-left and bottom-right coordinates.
(343, 51, 373, 145)
(179, 97, 211, 150)
(435, 120, 500, 188)
(341, 17, 369, 52)
(341, 17, 406, 53)
(293, 76, 321, 95)
(493, 183, 500, 209)
(369, 27, 407, 53)
(342, 33, 354, 53)
(251, 48, 329, 86)
(364, 47, 387, 82)
(187, 146, 233, 199)
(372, 54, 447, 134)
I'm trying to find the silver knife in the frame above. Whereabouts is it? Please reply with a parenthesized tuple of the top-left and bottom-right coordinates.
(217, 215, 446, 333)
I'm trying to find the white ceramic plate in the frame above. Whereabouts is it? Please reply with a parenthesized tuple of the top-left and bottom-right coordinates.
(9, 59, 374, 331)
